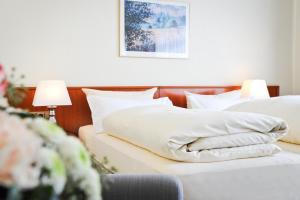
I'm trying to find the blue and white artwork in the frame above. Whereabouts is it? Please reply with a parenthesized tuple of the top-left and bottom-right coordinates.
(120, 0, 189, 58)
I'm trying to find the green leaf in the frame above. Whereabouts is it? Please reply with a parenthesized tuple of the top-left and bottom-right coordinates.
(22, 185, 57, 200)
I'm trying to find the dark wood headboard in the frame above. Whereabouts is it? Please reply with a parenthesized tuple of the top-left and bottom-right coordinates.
(19, 85, 279, 136)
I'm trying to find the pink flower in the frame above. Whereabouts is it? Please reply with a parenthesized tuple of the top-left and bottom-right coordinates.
(0, 111, 43, 189)
(0, 64, 8, 96)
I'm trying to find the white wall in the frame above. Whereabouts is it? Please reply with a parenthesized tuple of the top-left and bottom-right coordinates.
(294, 0, 300, 94)
(0, 0, 294, 94)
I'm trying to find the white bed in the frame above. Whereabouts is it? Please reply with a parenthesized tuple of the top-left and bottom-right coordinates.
(80, 125, 300, 200)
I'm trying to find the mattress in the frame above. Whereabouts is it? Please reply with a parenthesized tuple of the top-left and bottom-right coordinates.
(79, 125, 300, 200)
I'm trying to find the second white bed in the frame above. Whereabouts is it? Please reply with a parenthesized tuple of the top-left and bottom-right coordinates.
(80, 125, 300, 200)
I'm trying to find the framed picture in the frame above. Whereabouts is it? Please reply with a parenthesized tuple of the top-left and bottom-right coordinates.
(120, 0, 189, 58)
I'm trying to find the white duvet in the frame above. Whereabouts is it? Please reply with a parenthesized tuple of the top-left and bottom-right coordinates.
(103, 106, 288, 162)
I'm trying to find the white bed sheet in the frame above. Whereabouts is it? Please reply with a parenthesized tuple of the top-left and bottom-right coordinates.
(79, 125, 300, 200)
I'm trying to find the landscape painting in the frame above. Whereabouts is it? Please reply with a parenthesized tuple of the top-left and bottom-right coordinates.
(120, 0, 189, 58)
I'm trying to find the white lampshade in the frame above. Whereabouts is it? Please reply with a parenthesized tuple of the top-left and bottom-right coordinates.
(241, 80, 270, 99)
(33, 80, 72, 107)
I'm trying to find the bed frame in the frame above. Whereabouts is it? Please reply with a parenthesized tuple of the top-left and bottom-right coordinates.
(19, 85, 280, 135)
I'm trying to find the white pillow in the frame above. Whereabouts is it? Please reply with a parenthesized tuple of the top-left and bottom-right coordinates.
(87, 96, 173, 133)
(185, 90, 248, 110)
(227, 96, 300, 144)
(82, 87, 157, 100)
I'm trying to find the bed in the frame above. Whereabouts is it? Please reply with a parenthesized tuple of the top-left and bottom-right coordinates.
(22, 85, 300, 200)
(66, 85, 300, 200)
(79, 125, 300, 200)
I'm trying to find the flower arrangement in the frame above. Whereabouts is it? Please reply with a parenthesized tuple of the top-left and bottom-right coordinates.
(0, 64, 27, 107)
(0, 65, 102, 200)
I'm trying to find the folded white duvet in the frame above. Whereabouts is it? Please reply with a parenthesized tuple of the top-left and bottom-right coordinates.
(103, 106, 288, 162)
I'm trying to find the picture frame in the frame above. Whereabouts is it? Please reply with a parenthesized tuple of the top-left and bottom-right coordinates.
(120, 0, 189, 58)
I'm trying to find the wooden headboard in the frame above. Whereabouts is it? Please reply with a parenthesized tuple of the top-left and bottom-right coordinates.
(19, 85, 280, 136)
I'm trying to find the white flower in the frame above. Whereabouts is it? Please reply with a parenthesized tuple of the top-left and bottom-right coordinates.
(0, 109, 101, 200)
(29, 118, 66, 144)
(0, 111, 42, 189)
(57, 137, 91, 175)
(58, 136, 102, 199)
(0, 97, 8, 107)
(78, 168, 101, 200)
(38, 148, 66, 194)
(5, 106, 27, 114)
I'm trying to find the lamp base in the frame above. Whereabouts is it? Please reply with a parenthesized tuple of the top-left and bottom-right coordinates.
(48, 106, 57, 123)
